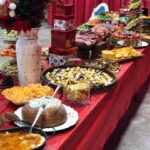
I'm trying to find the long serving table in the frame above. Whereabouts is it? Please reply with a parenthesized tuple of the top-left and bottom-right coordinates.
(0, 45, 150, 150)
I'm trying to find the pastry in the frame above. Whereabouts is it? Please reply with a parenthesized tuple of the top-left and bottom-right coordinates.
(101, 51, 115, 60)
(63, 83, 90, 102)
(101, 46, 143, 60)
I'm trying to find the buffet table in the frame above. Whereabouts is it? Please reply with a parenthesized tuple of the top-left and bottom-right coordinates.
(0, 45, 150, 150)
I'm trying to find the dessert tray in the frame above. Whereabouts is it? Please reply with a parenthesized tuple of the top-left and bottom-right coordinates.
(14, 105, 79, 132)
(41, 65, 117, 93)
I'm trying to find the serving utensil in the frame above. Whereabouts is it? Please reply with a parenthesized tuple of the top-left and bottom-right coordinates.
(0, 114, 5, 127)
(5, 112, 56, 136)
(29, 104, 46, 132)
(5, 112, 31, 126)
(88, 50, 92, 64)
(46, 85, 61, 99)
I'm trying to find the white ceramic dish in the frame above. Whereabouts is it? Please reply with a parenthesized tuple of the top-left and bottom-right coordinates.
(134, 41, 149, 48)
(14, 105, 79, 132)
(117, 41, 148, 48)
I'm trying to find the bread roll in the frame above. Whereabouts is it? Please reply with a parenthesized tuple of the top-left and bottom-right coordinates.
(22, 97, 67, 127)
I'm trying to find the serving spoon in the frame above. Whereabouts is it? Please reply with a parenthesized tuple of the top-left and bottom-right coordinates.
(45, 84, 61, 99)
(29, 104, 46, 132)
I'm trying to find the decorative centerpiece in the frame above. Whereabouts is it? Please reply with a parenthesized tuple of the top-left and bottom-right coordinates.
(49, 0, 77, 66)
(125, 0, 142, 32)
(0, 0, 54, 86)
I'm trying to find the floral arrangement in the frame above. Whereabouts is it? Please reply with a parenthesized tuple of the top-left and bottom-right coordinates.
(0, 0, 54, 31)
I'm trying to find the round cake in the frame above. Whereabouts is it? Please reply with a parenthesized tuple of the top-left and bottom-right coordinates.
(22, 97, 67, 127)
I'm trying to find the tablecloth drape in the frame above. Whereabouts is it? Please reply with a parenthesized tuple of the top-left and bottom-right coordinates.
(1, 46, 150, 150)
(144, 0, 150, 15)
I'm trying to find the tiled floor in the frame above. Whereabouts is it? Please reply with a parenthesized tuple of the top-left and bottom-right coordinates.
(0, 26, 150, 150)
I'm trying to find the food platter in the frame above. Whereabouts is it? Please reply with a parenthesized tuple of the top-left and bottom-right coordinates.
(1, 83, 54, 105)
(77, 23, 94, 31)
(80, 59, 120, 74)
(117, 40, 148, 48)
(101, 46, 144, 63)
(101, 53, 144, 63)
(41, 65, 117, 93)
(107, 54, 144, 63)
(0, 127, 47, 150)
(14, 105, 79, 132)
(84, 23, 95, 26)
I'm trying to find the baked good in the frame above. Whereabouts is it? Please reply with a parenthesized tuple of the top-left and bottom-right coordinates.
(63, 83, 90, 102)
(22, 97, 67, 127)
(101, 51, 115, 60)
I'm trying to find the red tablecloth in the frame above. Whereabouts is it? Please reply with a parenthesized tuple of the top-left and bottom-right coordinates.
(0, 46, 150, 150)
